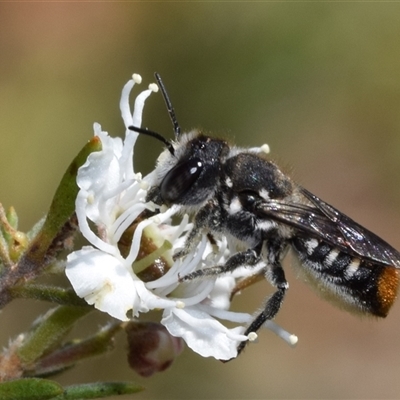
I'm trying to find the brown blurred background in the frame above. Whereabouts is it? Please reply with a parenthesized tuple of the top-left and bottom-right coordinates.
(1, 3, 400, 399)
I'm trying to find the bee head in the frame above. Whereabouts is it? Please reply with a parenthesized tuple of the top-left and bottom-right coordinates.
(129, 73, 229, 208)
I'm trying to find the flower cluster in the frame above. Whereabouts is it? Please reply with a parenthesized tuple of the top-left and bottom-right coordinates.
(65, 74, 297, 361)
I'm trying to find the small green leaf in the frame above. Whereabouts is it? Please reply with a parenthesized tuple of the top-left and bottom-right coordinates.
(52, 382, 144, 399)
(6, 206, 19, 231)
(18, 306, 91, 365)
(0, 228, 10, 272)
(10, 284, 89, 307)
(0, 378, 63, 400)
(26, 216, 46, 242)
(30, 322, 122, 377)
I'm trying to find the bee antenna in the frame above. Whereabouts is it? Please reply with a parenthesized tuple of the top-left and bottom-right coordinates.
(154, 72, 181, 139)
(128, 126, 175, 156)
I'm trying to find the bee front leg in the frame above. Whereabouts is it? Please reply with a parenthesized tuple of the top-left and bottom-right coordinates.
(173, 199, 221, 260)
(179, 246, 262, 281)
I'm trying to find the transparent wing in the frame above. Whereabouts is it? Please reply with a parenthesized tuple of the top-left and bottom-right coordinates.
(255, 187, 400, 268)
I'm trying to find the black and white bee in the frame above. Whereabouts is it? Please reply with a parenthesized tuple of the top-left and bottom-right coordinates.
(130, 73, 400, 357)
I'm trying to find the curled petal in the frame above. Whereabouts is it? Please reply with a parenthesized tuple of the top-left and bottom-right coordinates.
(161, 307, 247, 360)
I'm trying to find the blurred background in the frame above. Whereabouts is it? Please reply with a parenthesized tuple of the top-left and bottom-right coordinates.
(1, 3, 400, 399)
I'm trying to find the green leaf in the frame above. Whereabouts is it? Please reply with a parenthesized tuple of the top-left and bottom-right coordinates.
(52, 382, 144, 399)
(6, 206, 19, 231)
(17, 306, 91, 365)
(10, 284, 89, 307)
(0, 378, 63, 400)
(30, 322, 122, 377)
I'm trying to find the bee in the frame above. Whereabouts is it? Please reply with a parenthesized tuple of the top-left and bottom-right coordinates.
(130, 73, 400, 357)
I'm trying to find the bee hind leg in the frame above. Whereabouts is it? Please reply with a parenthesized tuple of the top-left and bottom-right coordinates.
(237, 239, 289, 355)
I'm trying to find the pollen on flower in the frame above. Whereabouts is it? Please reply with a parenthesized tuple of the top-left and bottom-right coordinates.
(264, 321, 298, 347)
(260, 144, 270, 154)
(289, 334, 298, 346)
(149, 83, 159, 92)
(132, 73, 142, 84)
(87, 194, 95, 204)
(247, 332, 258, 342)
(249, 143, 270, 155)
(175, 301, 185, 309)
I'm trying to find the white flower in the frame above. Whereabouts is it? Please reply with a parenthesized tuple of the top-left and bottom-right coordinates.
(66, 74, 297, 361)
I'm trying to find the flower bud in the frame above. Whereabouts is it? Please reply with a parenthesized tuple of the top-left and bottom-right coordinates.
(125, 321, 183, 377)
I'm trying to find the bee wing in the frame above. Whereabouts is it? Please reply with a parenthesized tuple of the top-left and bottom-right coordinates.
(255, 187, 400, 267)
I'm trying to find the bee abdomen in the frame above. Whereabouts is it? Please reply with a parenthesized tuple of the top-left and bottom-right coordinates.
(291, 237, 400, 317)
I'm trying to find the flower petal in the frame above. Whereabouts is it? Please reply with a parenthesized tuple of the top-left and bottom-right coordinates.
(66, 247, 137, 321)
(161, 307, 247, 360)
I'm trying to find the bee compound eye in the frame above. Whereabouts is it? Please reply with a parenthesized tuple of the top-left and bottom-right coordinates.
(160, 158, 203, 204)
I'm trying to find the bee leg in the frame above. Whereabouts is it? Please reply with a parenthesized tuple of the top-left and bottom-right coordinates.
(179, 245, 262, 281)
(174, 199, 221, 260)
(237, 258, 288, 356)
(173, 222, 202, 260)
